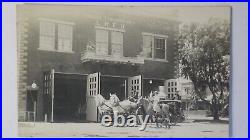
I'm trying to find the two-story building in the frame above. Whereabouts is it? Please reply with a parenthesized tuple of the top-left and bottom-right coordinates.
(17, 4, 180, 122)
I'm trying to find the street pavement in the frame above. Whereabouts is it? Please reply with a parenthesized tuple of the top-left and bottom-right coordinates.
(18, 114, 229, 138)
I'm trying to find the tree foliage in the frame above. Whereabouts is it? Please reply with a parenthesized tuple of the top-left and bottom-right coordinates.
(177, 19, 230, 119)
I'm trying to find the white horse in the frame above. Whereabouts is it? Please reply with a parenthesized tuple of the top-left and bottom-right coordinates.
(109, 93, 138, 114)
(94, 94, 107, 107)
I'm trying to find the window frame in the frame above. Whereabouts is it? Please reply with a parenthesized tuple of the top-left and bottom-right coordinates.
(95, 28, 109, 55)
(57, 23, 74, 53)
(39, 21, 56, 51)
(95, 26, 125, 57)
(111, 31, 124, 57)
(142, 32, 168, 61)
(154, 37, 167, 60)
(38, 18, 75, 53)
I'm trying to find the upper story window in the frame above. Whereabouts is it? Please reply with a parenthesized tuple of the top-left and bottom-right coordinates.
(154, 38, 166, 59)
(58, 24, 73, 52)
(39, 21, 55, 51)
(39, 18, 74, 53)
(142, 32, 168, 61)
(95, 25, 125, 57)
(96, 29, 109, 55)
(111, 31, 123, 57)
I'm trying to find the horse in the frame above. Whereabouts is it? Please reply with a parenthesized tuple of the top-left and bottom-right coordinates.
(94, 94, 107, 107)
(109, 93, 138, 114)
(136, 97, 155, 123)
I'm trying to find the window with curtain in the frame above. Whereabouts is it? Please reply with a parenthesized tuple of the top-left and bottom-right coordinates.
(58, 24, 73, 52)
(39, 21, 55, 51)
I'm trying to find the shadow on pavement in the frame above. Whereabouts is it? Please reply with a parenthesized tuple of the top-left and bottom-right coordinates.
(192, 119, 229, 124)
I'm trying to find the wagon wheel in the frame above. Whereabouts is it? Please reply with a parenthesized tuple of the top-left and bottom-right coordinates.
(155, 114, 162, 128)
(169, 113, 177, 126)
(153, 112, 162, 128)
(163, 117, 171, 129)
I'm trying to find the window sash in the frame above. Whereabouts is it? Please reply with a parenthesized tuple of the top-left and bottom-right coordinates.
(111, 31, 123, 45)
(154, 38, 166, 59)
(58, 24, 73, 52)
(111, 31, 123, 57)
(96, 29, 108, 43)
(142, 35, 153, 58)
(39, 21, 56, 50)
(96, 29, 108, 55)
(142, 34, 167, 60)
(40, 21, 55, 36)
(58, 24, 73, 39)
(155, 38, 165, 50)
(58, 38, 72, 52)
(154, 49, 165, 59)
(39, 36, 55, 50)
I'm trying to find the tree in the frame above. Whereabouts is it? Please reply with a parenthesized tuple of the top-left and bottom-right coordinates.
(177, 18, 230, 120)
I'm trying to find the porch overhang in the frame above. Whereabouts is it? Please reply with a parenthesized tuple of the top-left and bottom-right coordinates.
(81, 52, 144, 65)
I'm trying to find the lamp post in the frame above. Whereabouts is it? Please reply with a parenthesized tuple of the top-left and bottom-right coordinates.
(27, 81, 39, 123)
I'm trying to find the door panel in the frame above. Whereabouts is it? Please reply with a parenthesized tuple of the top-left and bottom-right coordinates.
(87, 72, 100, 97)
(86, 72, 100, 122)
(128, 75, 142, 98)
(43, 69, 54, 122)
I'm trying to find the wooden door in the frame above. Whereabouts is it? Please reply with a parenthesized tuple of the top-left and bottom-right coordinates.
(43, 69, 54, 122)
(127, 75, 142, 98)
(86, 72, 100, 122)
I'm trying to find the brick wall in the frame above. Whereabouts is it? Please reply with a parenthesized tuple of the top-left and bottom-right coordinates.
(17, 12, 29, 121)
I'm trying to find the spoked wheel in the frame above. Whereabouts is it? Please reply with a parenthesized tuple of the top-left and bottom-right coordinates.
(155, 114, 170, 129)
(169, 113, 178, 126)
(163, 118, 171, 129)
(156, 116, 164, 128)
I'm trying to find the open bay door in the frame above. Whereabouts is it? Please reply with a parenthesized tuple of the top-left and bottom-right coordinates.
(128, 75, 142, 98)
(86, 72, 100, 122)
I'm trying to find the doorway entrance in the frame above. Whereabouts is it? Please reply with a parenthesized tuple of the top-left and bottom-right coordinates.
(53, 73, 86, 122)
(85, 73, 142, 122)
(100, 76, 127, 100)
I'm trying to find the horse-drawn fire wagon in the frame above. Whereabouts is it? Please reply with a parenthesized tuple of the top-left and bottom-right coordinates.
(94, 92, 185, 128)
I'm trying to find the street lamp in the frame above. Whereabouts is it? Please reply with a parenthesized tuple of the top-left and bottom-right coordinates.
(31, 81, 37, 89)
(27, 81, 39, 122)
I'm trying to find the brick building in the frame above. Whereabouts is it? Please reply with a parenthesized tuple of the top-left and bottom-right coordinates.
(17, 4, 180, 122)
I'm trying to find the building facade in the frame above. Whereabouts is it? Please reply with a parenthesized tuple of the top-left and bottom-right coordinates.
(17, 4, 180, 122)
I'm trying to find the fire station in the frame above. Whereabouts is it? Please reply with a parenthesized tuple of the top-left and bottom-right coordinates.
(17, 4, 182, 122)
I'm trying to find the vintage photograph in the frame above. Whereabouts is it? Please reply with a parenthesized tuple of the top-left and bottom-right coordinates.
(17, 4, 231, 137)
